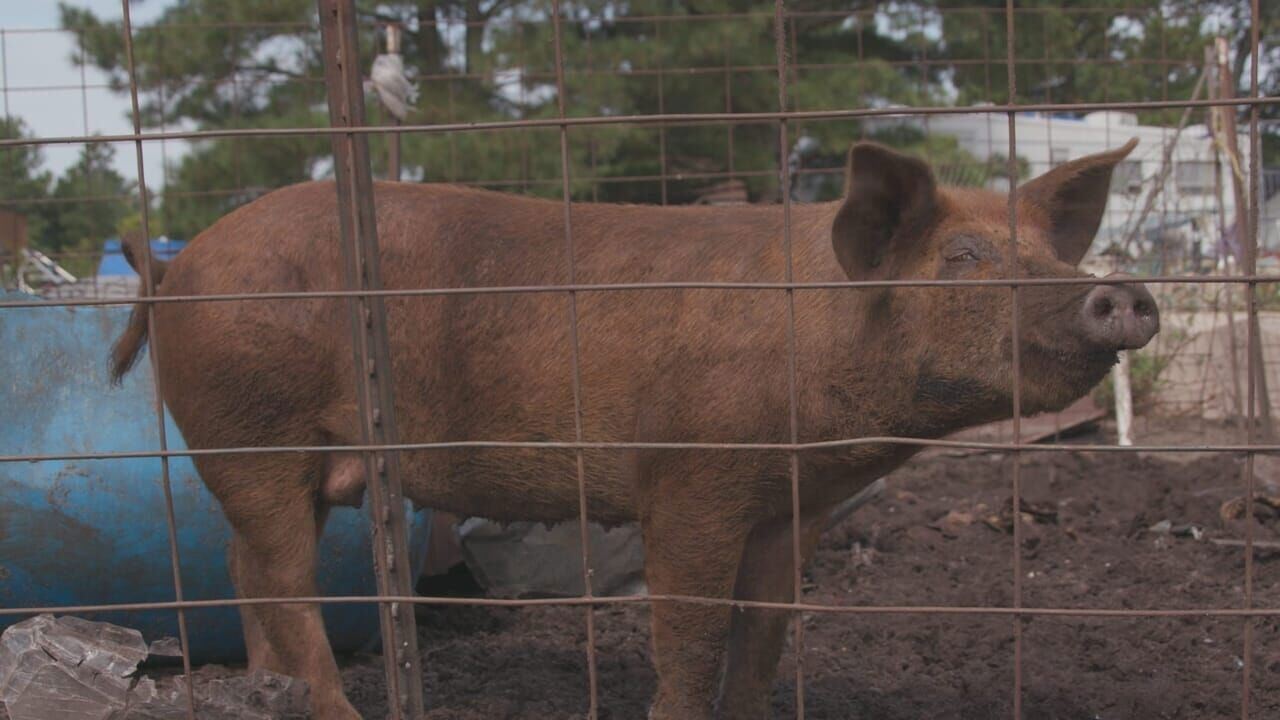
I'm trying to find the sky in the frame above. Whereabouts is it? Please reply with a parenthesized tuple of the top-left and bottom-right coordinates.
(2, 1, 176, 185)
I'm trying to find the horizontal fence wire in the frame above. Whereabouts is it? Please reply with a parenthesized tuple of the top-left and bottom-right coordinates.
(7, 163, 1275, 207)
(2, 97, 1278, 149)
(0, 59, 1212, 92)
(5, 593, 1280, 620)
(2, 438, 1279, 467)
(10, 276, 1280, 310)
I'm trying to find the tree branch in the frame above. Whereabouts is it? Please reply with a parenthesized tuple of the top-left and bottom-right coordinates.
(234, 63, 310, 80)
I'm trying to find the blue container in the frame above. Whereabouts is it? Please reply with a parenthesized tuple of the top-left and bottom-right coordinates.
(0, 291, 431, 663)
(98, 237, 186, 279)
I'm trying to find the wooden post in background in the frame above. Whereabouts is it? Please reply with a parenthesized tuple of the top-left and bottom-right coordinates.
(1214, 36, 1273, 440)
(1207, 45, 1246, 421)
(386, 24, 402, 181)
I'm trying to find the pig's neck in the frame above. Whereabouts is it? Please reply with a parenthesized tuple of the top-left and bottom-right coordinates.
(800, 310, 1003, 498)
(794, 213, 1004, 453)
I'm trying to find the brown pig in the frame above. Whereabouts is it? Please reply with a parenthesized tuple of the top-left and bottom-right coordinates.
(110, 139, 1157, 719)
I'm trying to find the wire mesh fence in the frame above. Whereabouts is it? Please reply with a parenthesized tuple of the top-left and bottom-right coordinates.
(0, 0, 1277, 718)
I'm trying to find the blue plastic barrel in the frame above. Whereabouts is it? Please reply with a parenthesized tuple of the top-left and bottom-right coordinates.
(0, 291, 431, 663)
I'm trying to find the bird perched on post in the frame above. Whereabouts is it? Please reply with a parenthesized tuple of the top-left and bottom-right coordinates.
(365, 53, 417, 121)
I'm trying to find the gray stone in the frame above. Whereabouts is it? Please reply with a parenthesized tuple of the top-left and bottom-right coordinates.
(121, 679, 188, 720)
(458, 518, 646, 598)
(0, 614, 148, 720)
(144, 639, 182, 660)
(454, 478, 887, 599)
(204, 669, 309, 719)
(0, 616, 308, 720)
(121, 669, 308, 720)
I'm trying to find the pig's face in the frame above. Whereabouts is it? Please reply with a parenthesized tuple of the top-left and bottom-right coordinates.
(832, 139, 1158, 420)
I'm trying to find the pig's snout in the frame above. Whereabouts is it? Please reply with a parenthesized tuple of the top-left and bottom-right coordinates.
(1080, 275, 1160, 351)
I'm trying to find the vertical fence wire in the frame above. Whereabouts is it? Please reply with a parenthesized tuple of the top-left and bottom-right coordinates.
(584, 27, 599, 202)
(1, 29, 8, 120)
(79, 0, 97, 389)
(656, 21, 669, 205)
(723, 29, 735, 183)
(118, 3, 198, 719)
(1002, 2, 1025, 718)
(770, 0, 806, 715)
(1242, 0, 1263, 715)
(549, 2, 601, 716)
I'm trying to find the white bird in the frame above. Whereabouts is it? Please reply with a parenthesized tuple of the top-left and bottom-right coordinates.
(365, 54, 417, 121)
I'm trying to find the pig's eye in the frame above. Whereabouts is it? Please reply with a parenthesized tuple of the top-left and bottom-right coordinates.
(946, 249, 978, 263)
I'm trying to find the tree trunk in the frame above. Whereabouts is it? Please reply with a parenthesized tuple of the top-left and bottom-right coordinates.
(416, 0, 448, 73)
(465, 0, 484, 75)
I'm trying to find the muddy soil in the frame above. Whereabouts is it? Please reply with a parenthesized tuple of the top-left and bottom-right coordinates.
(334, 417, 1280, 719)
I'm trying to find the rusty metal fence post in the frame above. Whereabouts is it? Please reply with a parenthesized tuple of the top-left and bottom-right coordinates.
(317, 1, 426, 717)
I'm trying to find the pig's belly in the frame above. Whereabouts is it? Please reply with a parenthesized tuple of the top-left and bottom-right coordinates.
(394, 447, 641, 526)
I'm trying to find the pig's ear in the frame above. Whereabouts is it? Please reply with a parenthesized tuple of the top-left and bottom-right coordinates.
(1018, 138, 1138, 265)
(831, 142, 937, 279)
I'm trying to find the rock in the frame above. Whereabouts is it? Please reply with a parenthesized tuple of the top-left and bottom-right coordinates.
(120, 668, 308, 720)
(458, 518, 646, 598)
(202, 669, 309, 719)
(1171, 523, 1205, 540)
(848, 542, 878, 567)
(983, 497, 1059, 534)
(122, 678, 188, 720)
(894, 490, 921, 505)
(457, 478, 886, 598)
(1221, 497, 1246, 521)
(122, 669, 308, 720)
(0, 614, 148, 720)
(1220, 495, 1280, 522)
(938, 510, 975, 529)
(145, 639, 182, 660)
(0, 616, 306, 720)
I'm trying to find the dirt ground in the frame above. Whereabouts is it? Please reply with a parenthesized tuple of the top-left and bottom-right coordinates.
(333, 416, 1280, 719)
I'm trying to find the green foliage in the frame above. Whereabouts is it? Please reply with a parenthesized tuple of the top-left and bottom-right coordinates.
(0, 117, 53, 247)
(41, 0, 1279, 245)
(942, 0, 1202, 125)
(0, 120, 132, 275)
(59, 0, 943, 214)
(41, 143, 134, 275)
(61, 0, 327, 239)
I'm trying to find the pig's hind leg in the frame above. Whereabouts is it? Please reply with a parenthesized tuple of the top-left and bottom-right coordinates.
(196, 451, 362, 720)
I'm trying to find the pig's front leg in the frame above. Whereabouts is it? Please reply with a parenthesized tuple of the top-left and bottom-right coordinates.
(641, 485, 752, 720)
(716, 514, 826, 719)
